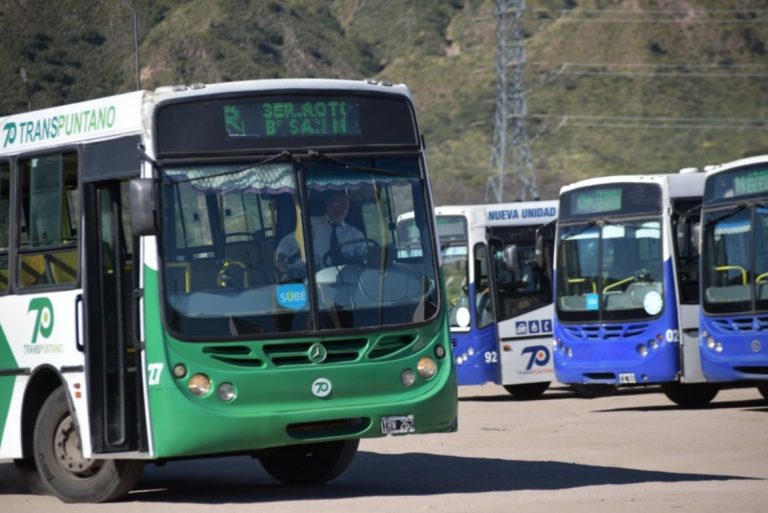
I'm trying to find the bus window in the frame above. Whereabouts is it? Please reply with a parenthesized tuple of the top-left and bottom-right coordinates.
(18, 152, 79, 288)
(0, 162, 9, 292)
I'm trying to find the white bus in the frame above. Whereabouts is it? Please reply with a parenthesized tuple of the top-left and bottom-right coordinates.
(400, 201, 557, 399)
(0, 79, 457, 502)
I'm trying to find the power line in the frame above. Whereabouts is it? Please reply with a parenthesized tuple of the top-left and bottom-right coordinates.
(531, 114, 768, 131)
(528, 62, 768, 80)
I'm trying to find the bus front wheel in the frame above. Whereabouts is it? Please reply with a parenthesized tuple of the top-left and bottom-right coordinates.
(756, 381, 768, 401)
(33, 386, 144, 503)
(503, 382, 550, 400)
(258, 439, 359, 484)
(661, 382, 719, 408)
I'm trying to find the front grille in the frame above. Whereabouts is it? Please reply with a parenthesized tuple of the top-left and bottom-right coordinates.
(368, 334, 417, 359)
(563, 323, 649, 340)
(202, 345, 264, 367)
(263, 338, 367, 366)
(712, 315, 768, 333)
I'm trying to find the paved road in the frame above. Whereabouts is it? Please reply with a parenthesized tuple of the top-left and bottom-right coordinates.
(2, 385, 766, 512)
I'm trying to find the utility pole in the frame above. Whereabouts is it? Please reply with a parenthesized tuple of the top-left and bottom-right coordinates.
(20, 67, 32, 111)
(121, 0, 141, 90)
(486, 0, 538, 202)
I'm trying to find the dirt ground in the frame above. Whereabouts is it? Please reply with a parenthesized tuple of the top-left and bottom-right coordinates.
(1, 384, 766, 513)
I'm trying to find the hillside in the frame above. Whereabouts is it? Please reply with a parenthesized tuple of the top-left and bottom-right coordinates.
(1, 0, 767, 203)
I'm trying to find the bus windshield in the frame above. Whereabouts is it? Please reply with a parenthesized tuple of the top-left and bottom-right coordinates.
(160, 156, 439, 339)
(556, 218, 663, 322)
(702, 206, 768, 314)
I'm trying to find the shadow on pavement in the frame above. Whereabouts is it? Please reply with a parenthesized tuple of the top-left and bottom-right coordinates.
(460, 385, 660, 403)
(593, 397, 768, 413)
(0, 450, 750, 503)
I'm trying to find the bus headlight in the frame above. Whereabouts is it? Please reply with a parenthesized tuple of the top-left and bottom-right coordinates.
(401, 369, 416, 387)
(707, 337, 716, 350)
(636, 344, 649, 357)
(417, 357, 437, 379)
(188, 374, 211, 396)
(173, 363, 187, 378)
(217, 382, 236, 402)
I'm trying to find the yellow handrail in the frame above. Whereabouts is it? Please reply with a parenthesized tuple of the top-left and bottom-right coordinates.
(603, 275, 634, 294)
(715, 265, 747, 285)
(568, 277, 597, 294)
(756, 271, 768, 284)
(167, 262, 191, 293)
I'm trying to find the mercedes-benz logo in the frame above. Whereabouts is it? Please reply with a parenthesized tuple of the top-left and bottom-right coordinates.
(308, 342, 328, 363)
(751, 340, 762, 353)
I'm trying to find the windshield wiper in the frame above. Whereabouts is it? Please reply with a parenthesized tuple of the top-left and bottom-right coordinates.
(562, 220, 598, 239)
(306, 149, 416, 178)
(162, 151, 296, 185)
(705, 203, 749, 227)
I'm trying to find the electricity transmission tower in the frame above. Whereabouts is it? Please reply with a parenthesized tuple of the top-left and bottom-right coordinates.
(486, 0, 539, 202)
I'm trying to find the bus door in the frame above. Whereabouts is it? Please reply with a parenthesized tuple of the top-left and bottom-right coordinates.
(466, 242, 500, 383)
(673, 200, 705, 382)
(83, 180, 147, 454)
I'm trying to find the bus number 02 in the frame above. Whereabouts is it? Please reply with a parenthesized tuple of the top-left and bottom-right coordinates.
(147, 363, 164, 385)
(665, 329, 680, 343)
(484, 351, 498, 364)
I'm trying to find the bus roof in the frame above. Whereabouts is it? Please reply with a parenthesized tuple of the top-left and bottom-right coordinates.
(560, 172, 706, 200)
(436, 200, 558, 227)
(704, 154, 768, 176)
(152, 78, 413, 104)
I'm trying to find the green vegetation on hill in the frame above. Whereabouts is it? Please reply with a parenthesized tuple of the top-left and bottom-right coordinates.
(1, 0, 767, 203)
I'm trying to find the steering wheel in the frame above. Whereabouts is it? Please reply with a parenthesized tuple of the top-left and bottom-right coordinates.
(322, 238, 381, 267)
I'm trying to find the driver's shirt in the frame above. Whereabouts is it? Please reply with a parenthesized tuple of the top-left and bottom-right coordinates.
(276, 215, 365, 268)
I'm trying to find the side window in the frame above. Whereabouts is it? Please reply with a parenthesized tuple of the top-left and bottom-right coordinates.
(0, 162, 9, 292)
(474, 243, 493, 328)
(18, 152, 79, 288)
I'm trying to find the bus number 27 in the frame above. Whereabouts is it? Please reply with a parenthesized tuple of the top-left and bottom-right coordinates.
(147, 363, 164, 385)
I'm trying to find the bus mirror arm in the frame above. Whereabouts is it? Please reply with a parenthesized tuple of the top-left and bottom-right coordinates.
(130, 178, 158, 236)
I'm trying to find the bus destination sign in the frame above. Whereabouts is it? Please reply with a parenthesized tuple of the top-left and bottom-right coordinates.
(223, 99, 361, 138)
(733, 169, 768, 197)
(572, 187, 622, 215)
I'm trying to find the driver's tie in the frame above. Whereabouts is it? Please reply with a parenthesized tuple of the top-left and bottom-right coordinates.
(329, 223, 341, 265)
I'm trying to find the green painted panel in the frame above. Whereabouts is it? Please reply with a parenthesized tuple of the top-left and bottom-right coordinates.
(0, 325, 19, 445)
(142, 266, 458, 458)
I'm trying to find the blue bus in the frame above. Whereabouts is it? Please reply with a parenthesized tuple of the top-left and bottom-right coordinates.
(433, 201, 558, 399)
(552, 172, 722, 406)
(700, 155, 768, 400)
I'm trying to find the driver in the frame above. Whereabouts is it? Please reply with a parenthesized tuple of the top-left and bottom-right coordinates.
(276, 191, 366, 273)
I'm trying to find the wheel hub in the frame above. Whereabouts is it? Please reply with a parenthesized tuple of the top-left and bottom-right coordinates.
(54, 414, 102, 478)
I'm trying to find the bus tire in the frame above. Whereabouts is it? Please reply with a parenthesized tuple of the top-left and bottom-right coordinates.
(33, 386, 144, 503)
(571, 384, 617, 399)
(258, 439, 359, 484)
(503, 382, 550, 400)
(756, 381, 768, 401)
(661, 382, 719, 408)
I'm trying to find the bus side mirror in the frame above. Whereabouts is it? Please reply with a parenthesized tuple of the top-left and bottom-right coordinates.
(130, 178, 158, 236)
(504, 244, 520, 277)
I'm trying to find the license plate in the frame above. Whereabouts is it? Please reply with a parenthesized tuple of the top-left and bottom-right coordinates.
(380, 415, 415, 434)
(619, 373, 637, 384)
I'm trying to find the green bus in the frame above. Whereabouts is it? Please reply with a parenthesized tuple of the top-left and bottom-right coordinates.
(0, 79, 457, 502)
